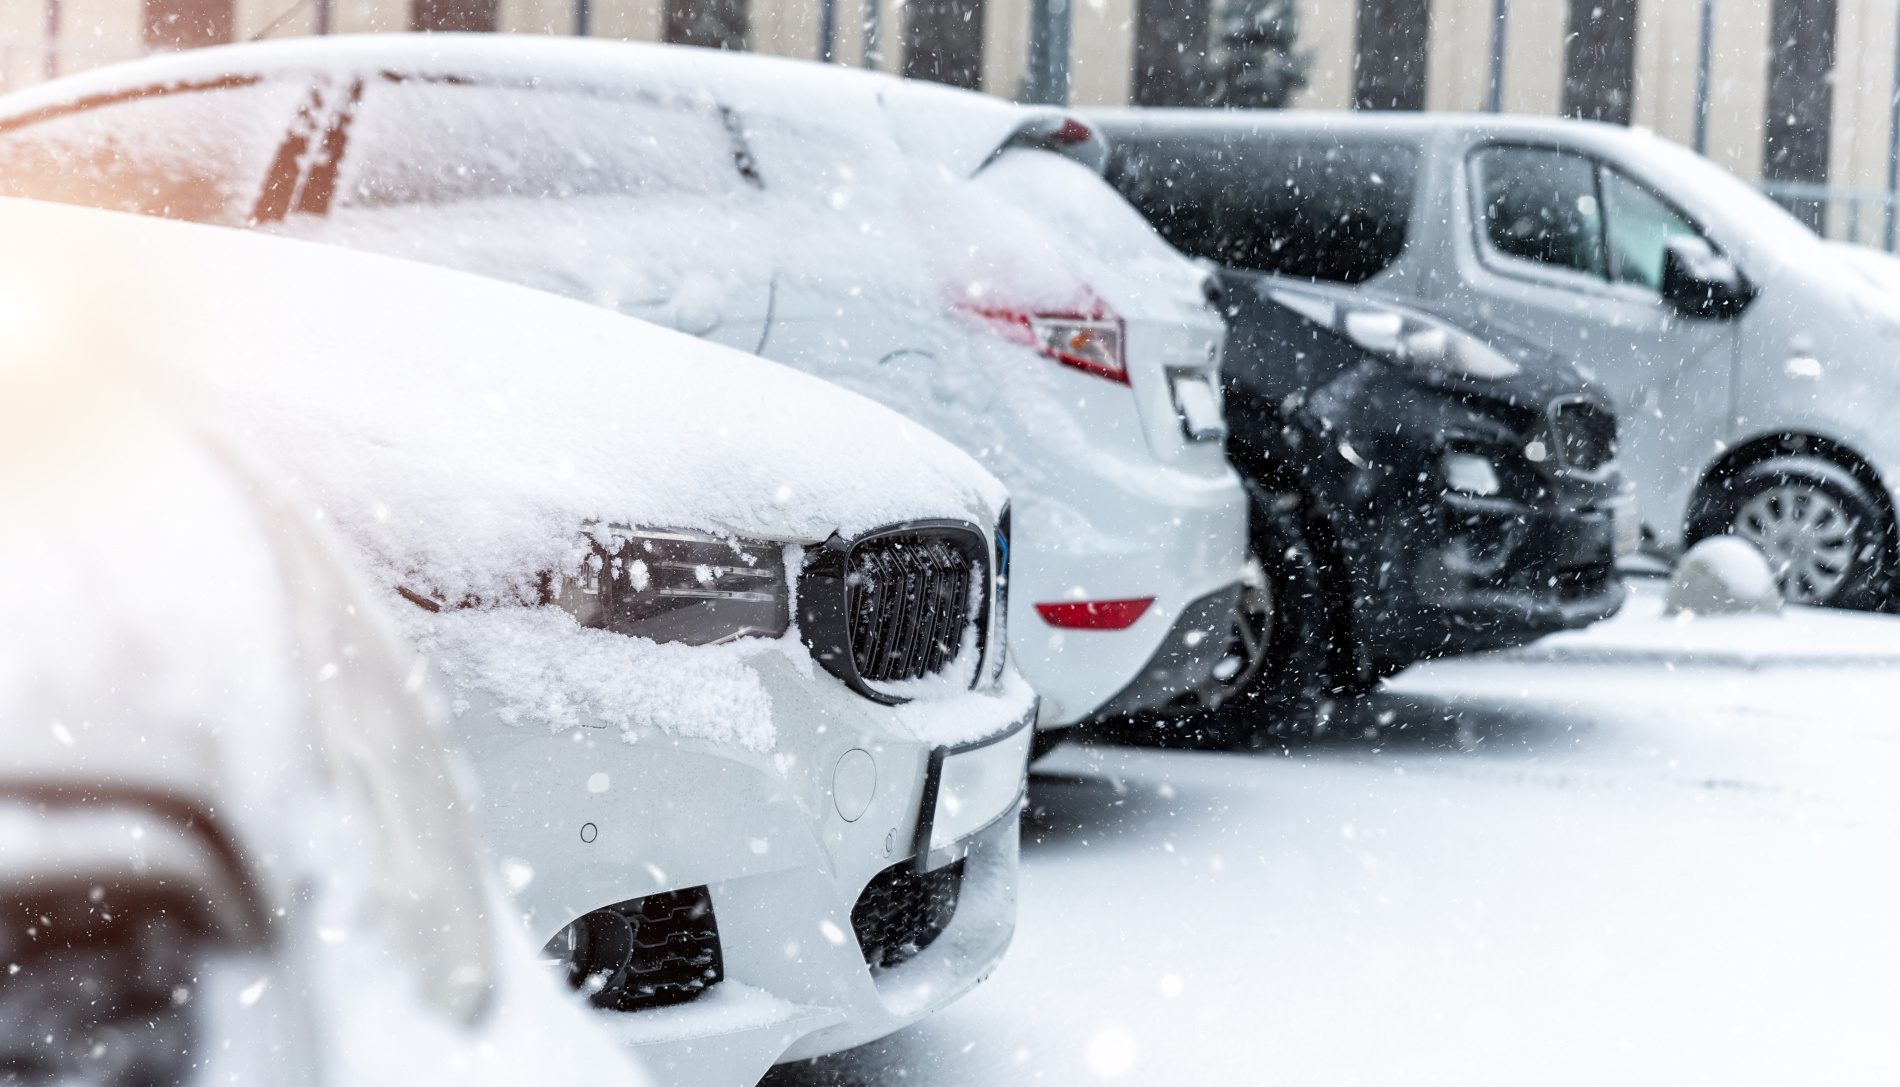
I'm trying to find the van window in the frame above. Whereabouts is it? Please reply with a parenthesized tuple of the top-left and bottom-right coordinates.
(0, 80, 309, 226)
(1601, 167, 1699, 290)
(1105, 135, 1419, 283)
(1471, 146, 1605, 278)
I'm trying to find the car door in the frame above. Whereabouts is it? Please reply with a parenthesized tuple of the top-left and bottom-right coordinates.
(259, 73, 774, 355)
(1445, 144, 1735, 550)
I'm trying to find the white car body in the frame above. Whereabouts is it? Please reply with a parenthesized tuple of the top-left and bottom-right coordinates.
(0, 36, 1251, 730)
(1102, 110, 1900, 604)
(0, 199, 1035, 1086)
(0, 230, 651, 1087)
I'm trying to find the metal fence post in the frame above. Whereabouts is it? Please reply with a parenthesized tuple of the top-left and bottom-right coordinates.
(1694, 0, 1712, 154)
(1487, 0, 1507, 112)
(1887, 0, 1900, 250)
(42, 0, 57, 82)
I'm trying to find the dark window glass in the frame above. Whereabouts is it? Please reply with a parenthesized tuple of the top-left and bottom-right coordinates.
(1105, 135, 1419, 283)
(143, 0, 233, 49)
(664, 0, 750, 51)
(1471, 146, 1605, 278)
(1601, 168, 1700, 291)
(0, 82, 306, 226)
(902, 0, 986, 90)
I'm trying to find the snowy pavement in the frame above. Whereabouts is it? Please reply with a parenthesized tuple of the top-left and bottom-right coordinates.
(767, 577, 1900, 1085)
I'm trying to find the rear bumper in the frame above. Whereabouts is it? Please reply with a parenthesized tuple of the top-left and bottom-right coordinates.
(1084, 581, 1245, 720)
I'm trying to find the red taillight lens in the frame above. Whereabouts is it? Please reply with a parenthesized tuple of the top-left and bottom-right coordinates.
(1035, 598, 1153, 630)
(964, 307, 1128, 384)
(1027, 317, 1125, 383)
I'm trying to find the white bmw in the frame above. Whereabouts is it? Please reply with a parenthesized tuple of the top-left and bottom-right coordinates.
(0, 198, 1034, 1086)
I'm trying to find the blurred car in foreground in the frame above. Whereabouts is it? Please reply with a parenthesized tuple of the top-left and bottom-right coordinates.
(1083, 110, 1900, 613)
(1091, 114, 1630, 730)
(0, 35, 1254, 743)
(1, 198, 1034, 1086)
(0, 247, 648, 1086)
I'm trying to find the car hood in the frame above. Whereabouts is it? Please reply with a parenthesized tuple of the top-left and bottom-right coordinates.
(0, 198, 1007, 608)
(1256, 276, 1607, 415)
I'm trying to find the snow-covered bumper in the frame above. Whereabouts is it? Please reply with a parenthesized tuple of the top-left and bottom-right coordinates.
(452, 651, 1036, 1087)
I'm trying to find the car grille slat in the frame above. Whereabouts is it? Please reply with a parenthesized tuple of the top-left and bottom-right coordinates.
(848, 535, 975, 684)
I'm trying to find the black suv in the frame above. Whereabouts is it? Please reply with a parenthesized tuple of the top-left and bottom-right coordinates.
(1091, 113, 1629, 733)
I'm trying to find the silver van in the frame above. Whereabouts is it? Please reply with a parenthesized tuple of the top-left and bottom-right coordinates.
(1091, 109, 1900, 610)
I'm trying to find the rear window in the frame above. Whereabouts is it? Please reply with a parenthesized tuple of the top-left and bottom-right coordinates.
(1105, 134, 1420, 283)
(333, 79, 750, 209)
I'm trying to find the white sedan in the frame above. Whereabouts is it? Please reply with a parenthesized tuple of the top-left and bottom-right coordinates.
(0, 198, 1035, 1086)
(0, 35, 1255, 740)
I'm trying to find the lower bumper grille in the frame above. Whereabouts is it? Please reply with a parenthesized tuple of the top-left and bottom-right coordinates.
(547, 887, 722, 1011)
(850, 859, 964, 970)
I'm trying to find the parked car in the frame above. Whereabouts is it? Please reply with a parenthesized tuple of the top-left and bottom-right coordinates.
(0, 233, 650, 1087)
(0, 35, 1255, 741)
(3, 196, 1036, 1086)
(1090, 114, 1631, 720)
(1087, 109, 1900, 611)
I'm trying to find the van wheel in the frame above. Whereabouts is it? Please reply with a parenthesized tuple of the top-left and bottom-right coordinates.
(1697, 455, 1891, 609)
(1215, 487, 1343, 744)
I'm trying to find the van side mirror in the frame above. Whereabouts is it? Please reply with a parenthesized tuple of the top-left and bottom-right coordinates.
(1661, 235, 1753, 318)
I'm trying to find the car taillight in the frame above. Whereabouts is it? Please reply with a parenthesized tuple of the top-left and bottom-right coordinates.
(967, 306, 1128, 384)
(1028, 317, 1126, 384)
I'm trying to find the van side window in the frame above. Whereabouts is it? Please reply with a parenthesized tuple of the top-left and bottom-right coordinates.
(1105, 135, 1419, 283)
(0, 80, 308, 226)
(1472, 146, 1606, 278)
(1600, 168, 1700, 291)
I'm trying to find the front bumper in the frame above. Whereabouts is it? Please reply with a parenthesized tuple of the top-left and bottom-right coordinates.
(1355, 475, 1629, 670)
(451, 650, 1035, 1087)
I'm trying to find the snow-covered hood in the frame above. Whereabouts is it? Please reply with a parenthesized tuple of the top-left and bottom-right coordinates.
(0, 198, 1007, 607)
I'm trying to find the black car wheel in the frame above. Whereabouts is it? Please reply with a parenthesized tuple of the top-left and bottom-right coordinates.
(1695, 455, 1891, 610)
(1214, 486, 1345, 744)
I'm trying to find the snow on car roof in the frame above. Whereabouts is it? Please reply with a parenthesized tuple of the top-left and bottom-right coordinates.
(0, 199, 1005, 747)
(0, 33, 1056, 181)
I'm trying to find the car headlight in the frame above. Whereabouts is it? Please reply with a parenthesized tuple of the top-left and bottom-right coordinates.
(550, 524, 790, 646)
(1272, 289, 1519, 381)
(991, 505, 1011, 684)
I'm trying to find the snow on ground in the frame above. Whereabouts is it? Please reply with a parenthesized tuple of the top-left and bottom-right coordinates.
(768, 576, 1900, 1085)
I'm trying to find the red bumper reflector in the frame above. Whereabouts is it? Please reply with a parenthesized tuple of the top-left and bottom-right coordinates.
(1034, 598, 1154, 630)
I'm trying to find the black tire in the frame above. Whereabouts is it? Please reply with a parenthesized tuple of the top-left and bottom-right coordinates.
(1690, 455, 1892, 610)
(1210, 485, 1346, 745)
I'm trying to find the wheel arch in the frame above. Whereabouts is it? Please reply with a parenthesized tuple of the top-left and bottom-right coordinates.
(1224, 435, 1366, 689)
(1685, 431, 1900, 578)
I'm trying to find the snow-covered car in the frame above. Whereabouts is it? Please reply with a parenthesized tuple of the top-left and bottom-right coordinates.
(1078, 110, 1900, 612)
(0, 229, 650, 1087)
(0, 198, 1035, 1087)
(0, 35, 1254, 739)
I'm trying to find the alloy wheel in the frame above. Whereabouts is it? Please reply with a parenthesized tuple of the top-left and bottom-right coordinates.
(1732, 483, 1858, 603)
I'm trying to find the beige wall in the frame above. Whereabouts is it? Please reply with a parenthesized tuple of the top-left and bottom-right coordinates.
(1287, 0, 1352, 109)
(16, 0, 1900, 221)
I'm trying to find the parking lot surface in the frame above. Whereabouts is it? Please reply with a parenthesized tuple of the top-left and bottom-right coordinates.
(770, 577, 1900, 1085)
